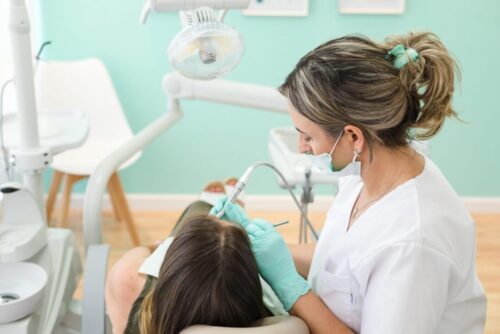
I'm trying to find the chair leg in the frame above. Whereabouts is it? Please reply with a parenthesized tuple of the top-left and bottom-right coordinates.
(46, 171, 64, 225)
(59, 173, 86, 228)
(108, 172, 140, 246)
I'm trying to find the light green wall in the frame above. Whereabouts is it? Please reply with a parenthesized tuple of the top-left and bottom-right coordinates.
(38, 0, 500, 196)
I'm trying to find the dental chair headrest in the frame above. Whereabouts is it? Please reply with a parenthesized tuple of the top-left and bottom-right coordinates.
(180, 315, 309, 334)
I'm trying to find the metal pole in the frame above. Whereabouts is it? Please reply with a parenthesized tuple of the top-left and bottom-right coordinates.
(9, 0, 46, 219)
(300, 169, 313, 243)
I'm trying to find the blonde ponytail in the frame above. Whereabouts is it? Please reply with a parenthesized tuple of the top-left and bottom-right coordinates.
(385, 31, 460, 140)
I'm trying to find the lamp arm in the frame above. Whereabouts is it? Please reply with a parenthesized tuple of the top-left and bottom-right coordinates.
(148, 0, 250, 12)
(139, 2, 152, 24)
(163, 72, 289, 113)
(218, 9, 228, 21)
(82, 100, 182, 250)
(140, 0, 250, 23)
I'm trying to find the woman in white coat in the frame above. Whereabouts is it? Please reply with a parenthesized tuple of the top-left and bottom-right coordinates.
(213, 31, 487, 333)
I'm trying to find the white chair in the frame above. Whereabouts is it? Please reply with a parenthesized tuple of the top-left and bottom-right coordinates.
(35, 58, 142, 246)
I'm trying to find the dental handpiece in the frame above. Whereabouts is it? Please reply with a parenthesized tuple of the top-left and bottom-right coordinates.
(214, 181, 245, 219)
(214, 162, 318, 240)
(214, 165, 255, 219)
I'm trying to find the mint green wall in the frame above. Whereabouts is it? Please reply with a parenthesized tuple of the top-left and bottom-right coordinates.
(38, 0, 500, 196)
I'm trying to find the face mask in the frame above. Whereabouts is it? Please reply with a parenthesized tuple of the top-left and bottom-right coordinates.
(303, 130, 344, 173)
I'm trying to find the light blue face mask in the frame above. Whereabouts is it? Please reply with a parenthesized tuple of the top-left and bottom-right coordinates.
(303, 130, 362, 176)
(304, 130, 344, 173)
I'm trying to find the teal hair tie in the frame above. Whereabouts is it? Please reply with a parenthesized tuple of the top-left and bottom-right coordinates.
(386, 44, 419, 69)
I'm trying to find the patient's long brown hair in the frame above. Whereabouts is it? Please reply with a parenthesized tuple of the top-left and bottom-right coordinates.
(139, 216, 266, 334)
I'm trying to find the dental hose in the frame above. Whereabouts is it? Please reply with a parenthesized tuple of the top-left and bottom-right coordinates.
(215, 162, 319, 241)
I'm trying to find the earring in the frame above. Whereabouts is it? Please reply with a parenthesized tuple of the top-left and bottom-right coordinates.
(352, 149, 361, 163)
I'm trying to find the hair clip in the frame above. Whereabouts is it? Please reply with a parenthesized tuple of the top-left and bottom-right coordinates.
(386, 44, 419, 70)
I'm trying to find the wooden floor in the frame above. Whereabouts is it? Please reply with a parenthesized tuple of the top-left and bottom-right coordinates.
(62, 209, 499, 333)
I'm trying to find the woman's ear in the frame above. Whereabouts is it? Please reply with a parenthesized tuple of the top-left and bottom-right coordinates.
(343, 125, 365, 153)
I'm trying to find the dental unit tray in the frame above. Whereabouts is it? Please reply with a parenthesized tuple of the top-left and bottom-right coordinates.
(268, 127, 338, 188)
(2, 110, 89, 155)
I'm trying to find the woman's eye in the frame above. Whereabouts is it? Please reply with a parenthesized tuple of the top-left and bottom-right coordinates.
(305, 136, 312, 143)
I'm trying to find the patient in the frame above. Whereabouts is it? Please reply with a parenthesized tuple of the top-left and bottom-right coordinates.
(105, 202, 267, 334)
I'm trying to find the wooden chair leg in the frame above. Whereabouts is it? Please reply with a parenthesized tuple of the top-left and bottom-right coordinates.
(59, 173, 73, 228)
(108, 172, 140, 246)
(46, 171, 64, 225)
(59, 173, 86, 228)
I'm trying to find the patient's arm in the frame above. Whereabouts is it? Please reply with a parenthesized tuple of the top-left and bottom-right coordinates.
(105, 247, 151, 334)
(288, 243, 316, 279)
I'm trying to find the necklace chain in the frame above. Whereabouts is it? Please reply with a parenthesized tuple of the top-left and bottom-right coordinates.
(350, 179, 398, 222)
(350, 151, 419, 224)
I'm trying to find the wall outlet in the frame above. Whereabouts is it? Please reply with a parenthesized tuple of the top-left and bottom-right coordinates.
(243, 0, 309, 16)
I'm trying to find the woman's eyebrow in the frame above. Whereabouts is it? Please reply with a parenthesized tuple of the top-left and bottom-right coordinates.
(295, 127, 308, 135)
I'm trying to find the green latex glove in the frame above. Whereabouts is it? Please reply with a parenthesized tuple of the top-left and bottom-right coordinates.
(246, 219, 310, 311)
(209, 197, 250, 228)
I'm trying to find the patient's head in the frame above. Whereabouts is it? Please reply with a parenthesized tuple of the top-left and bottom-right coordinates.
(140, 216, 266, 334)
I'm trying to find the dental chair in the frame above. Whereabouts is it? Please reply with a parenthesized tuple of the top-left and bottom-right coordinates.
(83, 72, 311, 334)
(181, 316, 309, 333)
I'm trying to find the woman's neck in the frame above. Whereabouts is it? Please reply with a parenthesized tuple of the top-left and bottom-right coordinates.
(359, 145, 425, 198)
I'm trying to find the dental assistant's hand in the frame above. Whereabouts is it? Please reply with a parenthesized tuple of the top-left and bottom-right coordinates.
(209, 197, 250, 228)
(246, 219, 310, 311)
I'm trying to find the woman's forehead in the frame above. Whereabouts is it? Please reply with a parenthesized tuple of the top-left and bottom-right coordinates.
(288, 107, 327, 137)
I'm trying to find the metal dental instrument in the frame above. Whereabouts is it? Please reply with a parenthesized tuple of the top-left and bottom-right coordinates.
(273, 221, 289, 228)
(215, 162, 319, 241)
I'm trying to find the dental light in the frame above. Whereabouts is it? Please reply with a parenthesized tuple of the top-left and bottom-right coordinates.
(168, 8, 244, 80)
(140, 0, 251, 80)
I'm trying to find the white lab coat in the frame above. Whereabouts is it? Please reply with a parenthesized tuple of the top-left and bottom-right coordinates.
(308, 157, 487, 333)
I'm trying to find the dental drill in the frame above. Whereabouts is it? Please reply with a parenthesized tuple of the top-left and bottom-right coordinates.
(215, 162, 319, 240)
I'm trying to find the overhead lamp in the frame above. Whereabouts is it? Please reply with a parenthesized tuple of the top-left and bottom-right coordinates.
(141, 0, 251, 80)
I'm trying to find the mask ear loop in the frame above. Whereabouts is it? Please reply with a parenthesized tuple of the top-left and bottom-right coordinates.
(328, 129, 344, 156)
(349, 149, 362, 176)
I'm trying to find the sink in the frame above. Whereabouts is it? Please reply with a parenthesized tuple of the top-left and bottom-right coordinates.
(0, 262, 47, 324)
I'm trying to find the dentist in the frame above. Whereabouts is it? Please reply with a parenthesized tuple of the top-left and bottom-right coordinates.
(212, 32, 486, 334)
